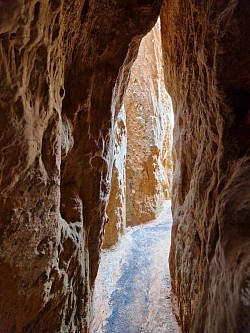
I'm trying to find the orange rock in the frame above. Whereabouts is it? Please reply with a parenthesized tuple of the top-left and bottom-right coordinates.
(125, 19, 173, 226)
(0, 1, 162, 331)
(161, 0, 250, 332)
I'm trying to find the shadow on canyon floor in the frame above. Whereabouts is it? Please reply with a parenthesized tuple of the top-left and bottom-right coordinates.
(91, 200, 180, 333)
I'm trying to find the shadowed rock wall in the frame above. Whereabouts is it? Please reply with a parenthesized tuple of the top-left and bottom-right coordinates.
(125, 19, 173, 227)
(161, 1, 250, 332)
(2, 0, 249, 331)
(0, 1, 162, 332)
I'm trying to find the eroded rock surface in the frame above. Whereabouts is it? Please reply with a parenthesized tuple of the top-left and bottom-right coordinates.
(102, 105, 127, 248)
(0, 1, 162, 332)
(2, 0, 249, 331)
(161, 1, 250, 332)
(103, 20, 173, 247)
(125, 19, 173, 226)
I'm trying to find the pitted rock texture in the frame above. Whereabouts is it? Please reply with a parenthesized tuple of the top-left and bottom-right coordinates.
(161, 1, 250, 332)
(0, 1, 162, 332)
(125, 19, 173, 227)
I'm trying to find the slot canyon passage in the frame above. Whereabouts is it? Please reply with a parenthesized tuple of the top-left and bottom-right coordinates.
(0, 0, 250, 332)
(91, 20, 178, 333)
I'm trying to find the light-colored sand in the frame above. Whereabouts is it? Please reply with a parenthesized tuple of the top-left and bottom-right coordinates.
(91, 200, 180, 333)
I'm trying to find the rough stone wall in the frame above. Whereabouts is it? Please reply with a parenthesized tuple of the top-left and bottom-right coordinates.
(125, 19, 173, 227)
(102, 105, 127, 248)
(0, 1, 162, 332)
(161, 1, 250, 332)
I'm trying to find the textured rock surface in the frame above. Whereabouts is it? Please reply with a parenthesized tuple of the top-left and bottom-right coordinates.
(125, 19, 173, 226)
(0, 1, 162, 332)
(2, 0, 249, 332)
(103, 20, 173, 246)
(102, 105, 127, 248)
(161, 1, 250, 332)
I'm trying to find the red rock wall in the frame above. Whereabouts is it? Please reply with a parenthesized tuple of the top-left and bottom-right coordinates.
(0, 1, 162, 332)
(125, 20, 173, 226)
(161, 1, 250, 332)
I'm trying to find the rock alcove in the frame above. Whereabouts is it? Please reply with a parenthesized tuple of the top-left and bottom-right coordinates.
(0, 1, 250, 333)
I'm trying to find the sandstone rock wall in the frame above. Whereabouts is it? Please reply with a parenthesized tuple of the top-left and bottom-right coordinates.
(103, 19, 173, 244)
(125, 19, 173, 226)
(2, 0, 248, 331)
(102, 105, 127, 248)
(0, 1, 162, 332)
(161, 1, 250, 332)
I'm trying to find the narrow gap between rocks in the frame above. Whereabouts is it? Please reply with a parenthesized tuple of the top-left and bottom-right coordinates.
(91, 19, 179, 333)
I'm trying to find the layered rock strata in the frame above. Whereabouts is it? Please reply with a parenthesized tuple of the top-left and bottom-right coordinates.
(0, 1, 162, 332)
(125, 19, 173, 226)
(161, 1, 250, 332)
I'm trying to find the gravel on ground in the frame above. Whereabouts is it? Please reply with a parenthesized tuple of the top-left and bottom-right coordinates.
(91, 200, 180, 333)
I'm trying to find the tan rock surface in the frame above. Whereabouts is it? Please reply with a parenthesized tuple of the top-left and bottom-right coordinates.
(103, 106, 127, 248)
(125, 19, 173, 227)
(1, 0, 249, 331)
(0, 1, 162, 332)
(103, 20, 173, 245)
(161, 1, 250, 332)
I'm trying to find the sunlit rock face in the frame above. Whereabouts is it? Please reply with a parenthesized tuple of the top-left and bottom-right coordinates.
(125, 20, 173, 227)
(0, 0, 162, 332)
(103, 20, 173, 245)
(161, 1, 250, 332)
(102, 105, 127, 248)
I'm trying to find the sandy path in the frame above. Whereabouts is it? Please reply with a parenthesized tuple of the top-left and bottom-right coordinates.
(91, 200, 180, 333)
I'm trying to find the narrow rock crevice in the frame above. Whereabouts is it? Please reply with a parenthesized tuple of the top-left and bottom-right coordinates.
(0, 1, 162, 331)
(0, 0, 250, 332)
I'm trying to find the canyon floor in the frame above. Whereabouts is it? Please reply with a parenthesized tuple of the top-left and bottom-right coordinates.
(91, 200, 180, 333)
